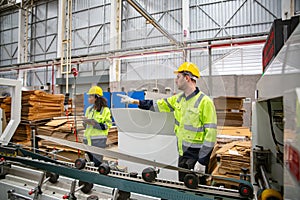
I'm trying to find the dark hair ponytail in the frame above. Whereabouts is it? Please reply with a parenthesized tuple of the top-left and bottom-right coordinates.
(94, 95, 108, 112)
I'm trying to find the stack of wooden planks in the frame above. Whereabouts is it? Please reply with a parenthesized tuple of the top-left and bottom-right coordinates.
(214, 96, 246, 127)
(212, 141, 251, 187)
(22, 90, 65, 121)
(13, 124, 31, 141)
(73, 94, 84, 116)
(0, 96, 11, 120)
(107, 127, 118, 146)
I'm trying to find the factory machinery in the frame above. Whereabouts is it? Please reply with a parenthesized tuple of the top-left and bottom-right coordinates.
(0, 16, 299, 199)
(0, 144, 253, 200)
(251, 16, 300, 200)
(0, 78, 253, 200)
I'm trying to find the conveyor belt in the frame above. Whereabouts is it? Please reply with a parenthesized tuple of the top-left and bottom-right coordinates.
(37, 135, 253, 190)
(0, 143, 253, 199)
(1, 155, 250, 200)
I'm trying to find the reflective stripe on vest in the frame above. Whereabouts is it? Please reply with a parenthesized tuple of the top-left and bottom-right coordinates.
(164, 98, 174, 112)
(182, 140, 203, 148)
(175, 119, 180, 126)
(90, 135, 107, 140)
(203, 140, 215, 147)
(194, 93, 205, 108)
(204, 123, 217, 129)
(184, 124, 204, 133)
(177, 94, 184, 103)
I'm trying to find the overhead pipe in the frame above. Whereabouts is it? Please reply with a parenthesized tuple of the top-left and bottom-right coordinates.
(0, 36, 266, 72)
(0, 33, 267, 70)
(51, 62, 55, 94)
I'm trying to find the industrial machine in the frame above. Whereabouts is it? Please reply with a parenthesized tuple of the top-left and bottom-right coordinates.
(0, 143, 254, 200)
(251, 16, 300, 199)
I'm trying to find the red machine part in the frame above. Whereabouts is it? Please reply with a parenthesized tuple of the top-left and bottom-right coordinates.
(287, 144, 300, 182)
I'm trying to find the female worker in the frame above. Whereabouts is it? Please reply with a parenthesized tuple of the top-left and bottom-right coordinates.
(83, 86, 112, 167)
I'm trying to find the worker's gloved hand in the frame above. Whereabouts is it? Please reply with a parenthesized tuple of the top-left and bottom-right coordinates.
(193, 161, 206, 174)
(117, 94, 137, 104)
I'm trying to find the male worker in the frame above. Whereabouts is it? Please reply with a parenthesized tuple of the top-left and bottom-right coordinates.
(118, 62, 217, 182)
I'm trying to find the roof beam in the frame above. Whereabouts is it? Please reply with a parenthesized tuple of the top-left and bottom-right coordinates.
(126, 0, 182, 47)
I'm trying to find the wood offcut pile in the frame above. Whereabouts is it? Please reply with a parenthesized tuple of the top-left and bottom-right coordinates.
(217, 126, 251, 147)
(207, 126, 252, 187)
(211, 141, 251, 187)
(214, 96, 246, 127)
(22, 90, 65, 121)
(37, 118, 85, 148)
(36, 117, 118, 160)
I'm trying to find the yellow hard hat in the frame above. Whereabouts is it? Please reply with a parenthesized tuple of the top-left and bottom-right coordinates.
(174, 62, 200, 78)
(87, 86, 103, 96)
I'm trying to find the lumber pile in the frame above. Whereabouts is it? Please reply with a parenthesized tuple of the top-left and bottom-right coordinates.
(212, 141, 251, 187)
(22, 90, 64, 121)
(107, 126, 118, 146)
(12, 124, 31, 141)
(73, 94, 84, 116)
(1, 107, 7, 132)
(214, 96, 246, 127)
(0, 96, 11, 120)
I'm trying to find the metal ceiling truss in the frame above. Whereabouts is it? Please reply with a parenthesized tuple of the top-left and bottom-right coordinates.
(126, 0, 182, 47)
(72, 2, 110, 57)
(191, 0, 279, 38)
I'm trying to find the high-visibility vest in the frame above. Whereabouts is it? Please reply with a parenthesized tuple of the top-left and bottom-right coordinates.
(84, 106, 112, 145)
(154, 91, 217, 156)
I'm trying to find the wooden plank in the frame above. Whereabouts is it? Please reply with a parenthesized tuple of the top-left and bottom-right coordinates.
(46, 119, 68, 127)
(216, 141, 251, 155)
(214, 96, 245, 110)
(51, 132, 68, 139)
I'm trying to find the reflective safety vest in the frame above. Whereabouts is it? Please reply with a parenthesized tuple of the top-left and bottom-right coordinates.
(84, 106, 112, 146)
(153, 90, 217, 156)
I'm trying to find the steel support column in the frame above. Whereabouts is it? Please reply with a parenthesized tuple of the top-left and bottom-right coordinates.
(182, 0, 190, 61)
(17, 7, 26, 85)
(109, 0, 122, 91)
(208, 42, 212, 96)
